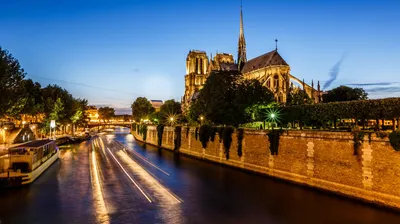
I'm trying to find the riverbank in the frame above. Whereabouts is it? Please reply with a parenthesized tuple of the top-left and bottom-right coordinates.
(132, 126, 400, 211)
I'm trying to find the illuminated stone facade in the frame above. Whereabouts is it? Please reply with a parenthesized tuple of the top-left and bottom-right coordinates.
(182, 6, 321, 112)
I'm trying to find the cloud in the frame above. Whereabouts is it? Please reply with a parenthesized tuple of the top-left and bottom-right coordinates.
(323, 53, 347, 90)
(346, 82, 396, 86)
(365, 86, 400, 93)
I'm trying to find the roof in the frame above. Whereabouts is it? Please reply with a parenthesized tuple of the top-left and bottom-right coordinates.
(150, 100, 163, 103)
(241, 50, 288, 74)
(10, 139, 54, 149)
(219, 63, 239, 71)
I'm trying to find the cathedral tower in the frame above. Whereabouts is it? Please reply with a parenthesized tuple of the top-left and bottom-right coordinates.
(237, 3, 247, 70)
(182, 50, 209, 112)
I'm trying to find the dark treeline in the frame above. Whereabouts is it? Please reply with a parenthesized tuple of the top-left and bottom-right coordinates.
(1, 46, 88, 132)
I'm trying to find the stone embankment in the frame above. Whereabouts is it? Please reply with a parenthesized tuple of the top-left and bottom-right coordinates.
(133, 125, 400, 210)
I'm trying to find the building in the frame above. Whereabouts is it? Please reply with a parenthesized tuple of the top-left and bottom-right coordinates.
(86, 106, 98, 122)
(182, 4, 322, 112)
(150, 100, 164, 112)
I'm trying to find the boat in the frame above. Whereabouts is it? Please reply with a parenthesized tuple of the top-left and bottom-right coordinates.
(0, 139, 59, 187)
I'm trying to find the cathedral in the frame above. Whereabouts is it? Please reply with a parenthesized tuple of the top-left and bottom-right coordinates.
(182, 5, 321, 113)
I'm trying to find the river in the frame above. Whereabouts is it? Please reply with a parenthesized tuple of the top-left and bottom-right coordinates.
(0, 127, 399, 224)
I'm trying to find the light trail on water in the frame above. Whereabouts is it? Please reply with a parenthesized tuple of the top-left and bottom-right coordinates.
(106, 147, 153, 203)
(115, 141, 170, 176)
(89, 142, 110, 224)
(116, 150, 182, 204)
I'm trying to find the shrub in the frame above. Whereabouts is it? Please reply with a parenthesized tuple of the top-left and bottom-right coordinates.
(237, 128, 244, 157)
(281, 98, 400, 128)
(139, 125, 147, 141)
(217, 127, 224, 143)
(375, 131, 389, 139)
(174, 126, 182, 151)
(210, 127, 217, 142)
(186, 127, 190, 138)
(222, 126, 234, 160)
(157, 124, 164, 146)
(352, 131, 365, 155)
(199, 124, 212, 148)
(389, 131, 400, 151)
(267, 129, 282, 155)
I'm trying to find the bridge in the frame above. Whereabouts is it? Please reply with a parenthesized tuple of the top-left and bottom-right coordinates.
(87, 122, 131, 129)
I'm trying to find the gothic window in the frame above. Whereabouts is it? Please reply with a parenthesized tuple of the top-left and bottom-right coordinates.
(274, 75, 279, 89)
(266, 78, 271, 88)
(195, 58, 199, 74)
(199, 59, 203, 74)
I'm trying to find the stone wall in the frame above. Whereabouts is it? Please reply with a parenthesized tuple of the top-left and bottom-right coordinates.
(132, 126, 400, 210)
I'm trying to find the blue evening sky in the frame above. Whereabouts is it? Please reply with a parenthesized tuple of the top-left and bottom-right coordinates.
(1, 0, 399, 114)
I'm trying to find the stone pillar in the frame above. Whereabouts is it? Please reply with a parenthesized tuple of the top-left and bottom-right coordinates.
(268, 154, 274, 174)
(362, 143, 373, 190)
(240, 138, 245, 168)
(172, 130, 175, 149)
(188, 128, 192, 150)
(306, 141, 315, 182)
(164, 128, 169, 146)
(219, 142, 223, 162)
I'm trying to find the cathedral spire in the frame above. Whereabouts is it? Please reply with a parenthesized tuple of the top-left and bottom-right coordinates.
(238, 0, 247, 70)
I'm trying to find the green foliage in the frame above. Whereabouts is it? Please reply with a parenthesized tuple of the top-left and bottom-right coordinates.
(286, 90, 313, 106)
(98, 107, 115, 122)
(352, 131, 365, 155)
(375, 131, 389, 139)
(222, 126, 234, 160)
(174, 126, 182, 150)
(217, 127, 224, 143)
(323, 85, 368, 103)
(195, 127, 199, 141)
(189, 70, 274, 126)
(210, 127, 217, 142)
(267, 129, 283, 155)
(389, 131, 400, 151)
(199, 124, 212, 148)
(157, 124, 164, 146)
(282, 98, 400, 126)
(237, 128, 244, 157)
(139, 125, 148, 141)
(159, 99, 182, 124)
(186, 127, 190, 138)
(131, 97, 155, 122)
(0, 46, 26, 117)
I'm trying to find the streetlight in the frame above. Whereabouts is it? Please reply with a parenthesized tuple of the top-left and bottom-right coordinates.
(200, 116, 204, 125)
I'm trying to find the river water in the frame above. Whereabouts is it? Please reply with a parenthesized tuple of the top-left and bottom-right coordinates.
(0, 127, 399, 224)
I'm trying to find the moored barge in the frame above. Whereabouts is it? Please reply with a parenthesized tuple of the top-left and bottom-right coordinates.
(0, 140, 59, 187)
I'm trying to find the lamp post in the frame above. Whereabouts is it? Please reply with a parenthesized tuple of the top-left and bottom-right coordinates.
(170, 117, 174, 126)
(200, 116, 204, 125)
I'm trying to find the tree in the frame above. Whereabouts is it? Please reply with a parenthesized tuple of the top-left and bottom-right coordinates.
(323, 85, 368, 103)
(98, 107, 115, 123)
(189, 70, 275, 126)
(286, 89, 312, 106)
(131, 97, 155, 122)
(70, 98, 88, 135)
(0, 46, 26, 118)
(159, 99, 182, 124)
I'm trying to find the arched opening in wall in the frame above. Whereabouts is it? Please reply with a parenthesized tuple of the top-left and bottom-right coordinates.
(200, 58, 203, 74)
(274, 75, 279, 90)
(195, 58, 199, 74)
(266, 78, 271, 88)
